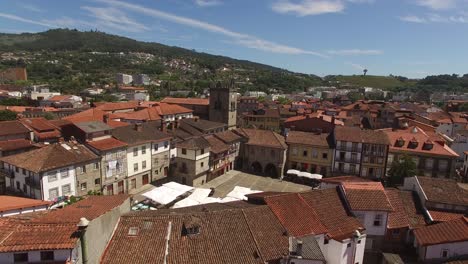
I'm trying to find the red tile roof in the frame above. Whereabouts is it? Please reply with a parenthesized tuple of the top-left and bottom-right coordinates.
(48, 95, 72, 101)
(416, 176, 468, 207)
(385, 189, 410, 229)
(0, 120, 30, 137)
(20, 117, 56, 132)
(0, 139, 33, 152)
(87, 137, 128, 151)
(320, 176, 371, 184)
(235, 128, 287, 149)
(342, 182, 393, 212)
(203, 135, 229, 154)
(213, 130, 242, 143)
(286, 131, 331, 147)
(94, 101, 139, 111)
(381, 126, 459, 158)
(335, 126, 391, 145)
(265, 193, 327, 237)
(64, 108, 129, 128)
(161, 97, 209, 106)
(0, 196, 50, 213)
(414, 217, 468, 246)
(154, 102, 193, 115)
(113, 107, 161, 121)
(429, 210, 465, 222)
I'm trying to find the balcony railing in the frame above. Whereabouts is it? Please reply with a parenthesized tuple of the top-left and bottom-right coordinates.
(335, 157, 360, 163)
(336, 146, 362, 152)
(0, 168, 14, 178)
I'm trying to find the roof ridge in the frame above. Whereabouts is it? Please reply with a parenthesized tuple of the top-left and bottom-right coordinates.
(241, 209, 266, 262)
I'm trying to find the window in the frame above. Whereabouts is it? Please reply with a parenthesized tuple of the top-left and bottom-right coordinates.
(77, 166, 86, 174)
(15, 167, 19, 173)
(425, 158, 434, 170)
(22, 168, 26, 175)
(48, 172, 57, 182)
(80, 182, 87, 191)
(141, 146, 146, 154)
(49, 188, 59, 200)
(392, 229, 400, 238)
(154, 144, 159, 151)
(40, 251, 54, 261)
(322, 153, 328, 159)
(182, 148, 187, 155)
(441, 249, 449, 258)
(374, 214, 383, 226)
(95, 178, 101, 185)
(347, 243, 351, 248)
(201, 149, 205, 155)
(62, 184, 71, 195)
(14, 253, 28, 263)
(164, 141, 169, 148)
(324, 238, 329, 245)
(60, 169, 69, 178)
(357, 240, 361, 244)
(133, 147, 138, 157)
(134, 163, 139, 172)
(303, 150, 308, 157)
(94, 162, 99, 170)
(270, 150, 275, 157)
(312, 149, 318, 158)
(142, 160, 147, 169)
(438, 160, 448, 171)
(130, 179, 136, 189)
(201, 162, 204, 168)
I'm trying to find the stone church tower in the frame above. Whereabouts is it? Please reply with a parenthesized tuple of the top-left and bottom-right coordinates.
(209, 81, 237, 129)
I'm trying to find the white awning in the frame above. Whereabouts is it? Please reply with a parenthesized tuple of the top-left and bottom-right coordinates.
(172, 188, 213, 208)
(297, 172, 323, 180)
(286, 169, 300, 175)
(163, 182, 194, 193)
(226, 186, 261, 201)
(142, 182, 194, 205)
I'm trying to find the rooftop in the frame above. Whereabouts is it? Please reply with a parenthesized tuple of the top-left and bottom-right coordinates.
(111, 123, 171, 145)
(342, 182, 393, 212)
(414, 217, 468, 246)
(203, 135, 229, 154)
(87, 137, 128, 152)
(176, 136, 210, 150)
(234, 128, 287, 149)
(335, 126, 391, 145)
(0, 120, 30, 137)
(286, 131, 331, 147)
(416, 176, 468, 207)
(75, 121, 113, 133)
(161, 97, 209, 106)
(0, 196, 50, 213)
(1, 143, 99, 173)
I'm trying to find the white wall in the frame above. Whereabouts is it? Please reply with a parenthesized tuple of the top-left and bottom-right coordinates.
(318, 234, 366, 264)
(0, 249, 72, 264)
(126, 143, 152, 177)
(354, 211, 388, 236)
(436, 123, 453, 137)
(423, 241, 468, 260)
(42, 166, 76, 201)
(151, 140, 170, 155)
(177, 148, 210, 161)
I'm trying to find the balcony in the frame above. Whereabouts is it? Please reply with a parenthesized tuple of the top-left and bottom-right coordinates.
(0, 168, 14, 179)
(25, 177, 41, 189)
(335, 157, 360, 163)
(336, 146, 361, 153)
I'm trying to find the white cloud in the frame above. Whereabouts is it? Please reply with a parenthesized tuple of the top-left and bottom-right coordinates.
(399, 13, 468, 24)
(19, 3, 43, 13)
(327, 49, 383, 55)
(81, 6, 150, 32)
(0, 12, 54, 27)
(416, 0, 457, 10)
(271, 0, 345, 16)
(95, 0, 327, 57)
(194, 0, 222, 7)
(398, 15, 427, 23)
(345, 62, 366, 71)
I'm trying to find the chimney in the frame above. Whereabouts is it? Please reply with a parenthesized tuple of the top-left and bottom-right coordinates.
(103, 114, 109, 124)
(296, 240, 303, 257)
(134, 123, 142, 132)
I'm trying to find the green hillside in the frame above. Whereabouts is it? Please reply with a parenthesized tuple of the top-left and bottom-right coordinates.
(328, 75, 417, 90)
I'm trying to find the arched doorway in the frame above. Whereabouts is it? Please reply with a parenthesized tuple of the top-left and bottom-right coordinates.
(251, 162, 262, 175)
(265, 163, 279, 178)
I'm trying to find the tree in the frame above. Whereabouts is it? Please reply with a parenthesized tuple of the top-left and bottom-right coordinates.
(0, 110, 18, 121)
(363, 69, 368, 76)
(388, 155, 417, 186)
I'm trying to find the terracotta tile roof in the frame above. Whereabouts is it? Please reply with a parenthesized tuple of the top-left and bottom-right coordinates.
(34, 195, 129, 224)
(64, 108, 130, 128)
(20, 117, 56, 132)
(335, 126, 391, 145)
(0, 219, 79, 252)
(300, 189, 364, 241)
(385, 189, 410, 229)
(154, 102, 193, 115)
(234, 128, 287, 149)
(285, 113, 344, 125)
(94, 101, 139, 111)
(0, 196, 50, 213)
(0, 143, 100, 173)
(180, 118, 225, 132)
(111, 123, 171, 145)
(176, 136, 210, 150)
(113, 107, 161, 121)
(398, 191, 427, 229)
(203, 135, 229, 154)
(243, 108, 280, 118)
(87, 137, 128, 152)
(414, 217, 468, 246)
(416, 176, 468, 207)
(101, 206, 284, 264)
(429, 210, 465, 222)
(320, 176, 371, 184)
(265, 193, 327, 237)
(0, 120, 30, 137)
(342, 182, 393, 212)
(214, 130, 242, 144)
(161, 97, 209, 106)
(48, 95, 72, 101)
(381, 127, 459, 158)
(0, 139, 33, 152)
(286, 131, 331, 147)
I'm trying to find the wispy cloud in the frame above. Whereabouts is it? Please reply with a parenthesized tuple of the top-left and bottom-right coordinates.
(345, 62, 366, 71)
(328, 49, 383, 55)
(95, 0, 327, 57)
(0, 12, 54, 27)
(194, 0, 222, 7)
(81, 6, 150, 32)
(399, 13, 468, 24)
(416, 0, 457, 10)
(19, 3, 43, 13)
(271, 0, 345, 16)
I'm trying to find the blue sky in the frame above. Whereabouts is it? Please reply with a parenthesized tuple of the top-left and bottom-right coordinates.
(0, 0, 467, 78)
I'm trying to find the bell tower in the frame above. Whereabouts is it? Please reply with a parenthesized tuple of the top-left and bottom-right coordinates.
(209, 81, 237, 129)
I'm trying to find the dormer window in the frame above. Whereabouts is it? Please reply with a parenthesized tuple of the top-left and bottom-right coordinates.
(128, 227, 139, 236)
(408, 138, 418, 149)
(395, 137, 405, 147)
(183, 216, 202, 236)
(422, 140, 434, 150)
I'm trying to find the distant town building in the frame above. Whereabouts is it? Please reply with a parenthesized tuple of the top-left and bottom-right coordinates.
(116, 73, 133, 85)
(132, 74, 150, 85)
(0, 67, 27, 82)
